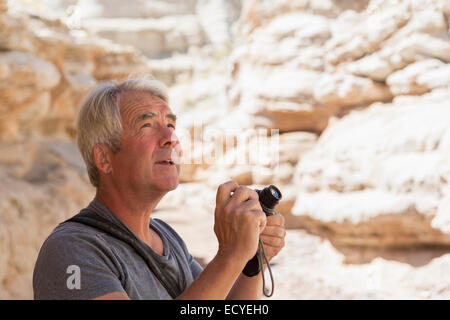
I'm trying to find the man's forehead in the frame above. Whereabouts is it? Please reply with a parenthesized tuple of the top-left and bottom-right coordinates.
(119, 90, 173, 117)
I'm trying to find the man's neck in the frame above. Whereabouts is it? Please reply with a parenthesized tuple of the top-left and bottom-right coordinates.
(94, 186, 166, 247)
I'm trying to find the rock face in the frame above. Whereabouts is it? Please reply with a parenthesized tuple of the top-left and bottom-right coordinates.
(0, 4, 152, 142)
(386, 59, 450, 95)
(186, 0, 450, 298)
(227, 0, 450, 248)
(0, 141, 96, 299)
(289, 89, 450, 261)
(2, 0, 450, 300)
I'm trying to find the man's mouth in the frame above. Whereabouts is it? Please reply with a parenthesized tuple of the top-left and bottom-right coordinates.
(155, 160, 175, 166)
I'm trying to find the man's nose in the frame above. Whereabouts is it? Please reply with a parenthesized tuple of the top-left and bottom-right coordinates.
(160, 126, 179, 148)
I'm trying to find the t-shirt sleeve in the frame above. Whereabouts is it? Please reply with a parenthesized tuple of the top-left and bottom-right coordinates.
(33, 226, 126, 300)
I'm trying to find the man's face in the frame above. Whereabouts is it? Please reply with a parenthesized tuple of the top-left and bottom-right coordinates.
(110, 90, 181, 194)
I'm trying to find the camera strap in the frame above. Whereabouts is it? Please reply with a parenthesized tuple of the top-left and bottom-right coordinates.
(258, 238, 274, 297)
(61, 210, 183, 299)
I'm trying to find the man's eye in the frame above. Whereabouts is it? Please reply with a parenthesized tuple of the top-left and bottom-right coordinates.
(141, 123, 151, 128)
(168, 124, 175, 129)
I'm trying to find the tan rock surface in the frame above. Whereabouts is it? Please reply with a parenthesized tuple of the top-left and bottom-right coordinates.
(269, 229, 450, 299)
(313, 72, 393, 108)
(0, 4, 152, 141)
(291, 92, 450, 250)
(386, 59, 450, 95)
(0, 142, 95, 299)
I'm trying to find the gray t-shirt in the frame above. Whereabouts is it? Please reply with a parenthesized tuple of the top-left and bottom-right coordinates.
(33, 199, 203, 300)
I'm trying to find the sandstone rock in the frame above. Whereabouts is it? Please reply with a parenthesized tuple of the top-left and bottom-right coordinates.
(292, 189, 450, 247)
(330, 6, 450, 80)
(0, 4, 153, 142)
(157, 181, 216, 213)
(325, 1, 410, 65)
(0, 51, 60, 92)
(295, 93, 450, 193)
(255, 68, 321, 102)
(229, 64, 335, 133)
(239, 0, 366, 36)
(276, 132, 318, 165)
(254, 101, 335, 133)
(196, 0, 241, 52)
(0, 51, 61, 140)
(148, 54, 196, 85)
(175, 107, 255, 182)
(239, 0, 308, 35)
(0, 9, 38, 52)
(269, 229, 450, 299)
(387, 59, 450, 95)
(83, 15, 205, 58)
(261, 12, 330, 44)
(383, 6, 450, 63)
(230, 9, 335, 135)
(432, 194, 450, 234)
(394, 33, 450, 63)
(236, 12, 330, 67)
(0, 0, 6, 13)
(313, 73, 393, 108)
(343, 49, 407, 81)
(291, 94, 450, 248)
(92, 43, 151, 81)
(288, 45, 326, 71)
(0, 141, 95, 299)
(81, 0, 197, 19)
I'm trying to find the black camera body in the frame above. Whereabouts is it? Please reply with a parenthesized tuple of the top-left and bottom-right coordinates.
(242, 185, 282, 277)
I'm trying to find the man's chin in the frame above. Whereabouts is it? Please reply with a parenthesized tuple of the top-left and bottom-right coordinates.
(155, 179, 179, 192)
(165, 182, 179, 192)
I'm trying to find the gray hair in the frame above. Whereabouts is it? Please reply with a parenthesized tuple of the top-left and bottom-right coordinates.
(76, 76, 169, 188)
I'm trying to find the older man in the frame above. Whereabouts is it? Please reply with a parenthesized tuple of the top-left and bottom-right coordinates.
(33, 77, 286, 300)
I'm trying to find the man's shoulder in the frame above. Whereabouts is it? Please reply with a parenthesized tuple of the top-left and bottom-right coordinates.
(41, 220, 112, 253)
(34, 219, 123, 279)
(33, 220, 126, 300)
(52, 219, 103, 238)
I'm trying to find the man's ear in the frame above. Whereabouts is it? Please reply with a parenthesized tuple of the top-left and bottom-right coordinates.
(93, 144, 113, 175)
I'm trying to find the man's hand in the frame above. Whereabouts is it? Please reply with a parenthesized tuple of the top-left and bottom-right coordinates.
(178, 180, 284, 300)
(260, 214, 286, 263)
(213, 181, 267, 266)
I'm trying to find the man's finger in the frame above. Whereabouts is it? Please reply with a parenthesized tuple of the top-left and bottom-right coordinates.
(260, 234, 285, 248)
(216, 180, 239, 205)
(228, 186, 259, 208)
(235, 199, 262, 214)
(252, 210, 267, 234)
(265, 214, 285, 227)
(260, 225, 286, 238)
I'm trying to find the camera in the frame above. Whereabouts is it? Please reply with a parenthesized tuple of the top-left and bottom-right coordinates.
(242, 184, 282, 277)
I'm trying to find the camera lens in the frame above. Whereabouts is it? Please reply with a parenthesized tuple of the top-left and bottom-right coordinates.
(256, 185, 282, 215)
(269, 186, 280, 200)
